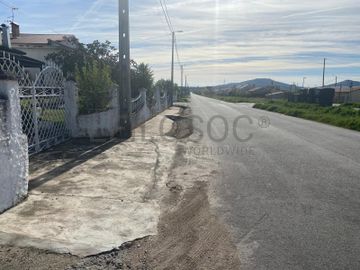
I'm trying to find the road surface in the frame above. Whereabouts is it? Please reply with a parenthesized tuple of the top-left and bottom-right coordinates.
(190, 94, 360, 270)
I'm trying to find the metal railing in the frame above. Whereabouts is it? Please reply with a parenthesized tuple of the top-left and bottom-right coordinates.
(0, 50, 69, 155)
(131, 92, 145, 115)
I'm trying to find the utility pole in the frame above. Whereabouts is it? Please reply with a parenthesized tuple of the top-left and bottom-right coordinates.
(335, 76, 338, 87)
(118, 0, 132, 139)
(170, 30, 183, 105)
(171, 31, 175, 106)
(322, 58, 326, 87)
(185, 75, 190, 95)
(181, 65, 184, 88)
(11, 7, 18, 22)
(349, 80, 353, 102)
(302, 77, 306, 88)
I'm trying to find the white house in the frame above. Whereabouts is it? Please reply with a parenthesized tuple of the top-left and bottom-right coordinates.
(10, 22, 77, 63)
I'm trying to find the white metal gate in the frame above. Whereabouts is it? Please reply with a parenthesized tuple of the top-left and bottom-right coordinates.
(0, 51, 70, 155)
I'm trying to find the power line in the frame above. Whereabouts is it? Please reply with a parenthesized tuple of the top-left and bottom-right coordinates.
(156, 5, 173, 36)
(0, 0, 13, 9)
(322, 58, 326, 87)
(0, 0, 18, 22)
(158, 0, 173, 33)
(158, 0, 183, 66)
(157, 0, 184, 93)
(163, 0, 173, 30)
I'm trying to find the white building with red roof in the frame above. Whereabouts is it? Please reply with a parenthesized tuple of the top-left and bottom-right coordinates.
(9, 22, 77, 62)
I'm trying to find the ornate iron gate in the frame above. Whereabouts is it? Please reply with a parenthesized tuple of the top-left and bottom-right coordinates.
(0, 51, 70, 155)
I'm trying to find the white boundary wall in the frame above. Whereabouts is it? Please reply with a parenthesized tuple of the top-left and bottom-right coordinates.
(0, 79, 28, 213)
(65, 82, 170, 139)
(65, 82, 120, 139)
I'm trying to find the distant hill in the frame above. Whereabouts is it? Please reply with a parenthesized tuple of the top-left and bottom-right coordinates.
(213, 78, 292, 92)
(191, 79, 360, 98)
(190, 78, 294, 98)
(326, 80, 360, 88)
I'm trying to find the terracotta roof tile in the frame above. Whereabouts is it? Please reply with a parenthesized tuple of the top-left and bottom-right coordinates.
(11, 34, 76, 45)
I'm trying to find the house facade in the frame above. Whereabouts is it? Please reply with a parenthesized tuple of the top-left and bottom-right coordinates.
(10, 22, 77, 63)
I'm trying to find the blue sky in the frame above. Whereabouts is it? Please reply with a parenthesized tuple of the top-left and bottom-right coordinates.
(1, 0, 360, 86)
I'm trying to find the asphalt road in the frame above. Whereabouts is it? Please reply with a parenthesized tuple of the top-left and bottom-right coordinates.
(190, 94, 360, 270)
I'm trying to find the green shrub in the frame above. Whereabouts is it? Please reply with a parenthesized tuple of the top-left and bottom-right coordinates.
(268, 105, 278, 112)
(287, 110, 303, 117)
(253, 100, 360, 132)
(76, 61, 113, 115)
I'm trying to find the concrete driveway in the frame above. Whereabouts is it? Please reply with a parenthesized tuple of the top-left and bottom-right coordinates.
(0, 108, 179, 257)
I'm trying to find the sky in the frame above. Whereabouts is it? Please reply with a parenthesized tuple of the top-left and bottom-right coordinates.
(1, 0, 360, 87)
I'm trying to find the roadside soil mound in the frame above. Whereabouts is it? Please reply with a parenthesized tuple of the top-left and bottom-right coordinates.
(121, 181, 241, 270)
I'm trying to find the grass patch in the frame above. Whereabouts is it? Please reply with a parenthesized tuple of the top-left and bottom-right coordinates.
(254, 100, 360, 131)
(178, 96, 190, 102)
(41, 109, 65, 123)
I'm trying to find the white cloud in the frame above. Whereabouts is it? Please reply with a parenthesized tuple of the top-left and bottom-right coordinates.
(3, 0, 359, 86)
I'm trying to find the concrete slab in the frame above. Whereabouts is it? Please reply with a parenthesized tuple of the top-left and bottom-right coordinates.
(0, 108, 179, 257)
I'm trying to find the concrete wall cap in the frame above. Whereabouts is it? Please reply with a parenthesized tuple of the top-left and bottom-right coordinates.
(0, 70, 17, 81)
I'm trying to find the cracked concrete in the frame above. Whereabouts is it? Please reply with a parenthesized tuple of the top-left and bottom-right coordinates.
(0, 107, 180, 257)
(143, 139, 161, 202)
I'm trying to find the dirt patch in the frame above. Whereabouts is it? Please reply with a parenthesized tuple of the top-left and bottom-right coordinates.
(166, 106, 193, 139)
(121, 181, 241, 270)
(0, 246, 77, 270)
(121, 105, 241, 269)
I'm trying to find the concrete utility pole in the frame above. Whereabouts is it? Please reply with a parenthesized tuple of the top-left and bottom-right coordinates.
(118, 0, 132, 139)
(171, 31, 175, 106)
(181, 65, 184, 88)
(302, 77, 306, 88)
(322, 58, 326, 87)
(170, 30, 183, 105)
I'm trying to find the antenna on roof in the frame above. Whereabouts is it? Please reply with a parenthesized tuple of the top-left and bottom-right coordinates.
(0, 0, 18, 22)
(11, 7, 18, 22)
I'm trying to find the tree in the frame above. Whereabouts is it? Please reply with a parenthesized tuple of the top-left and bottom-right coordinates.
(131, 62, 154, 98)
(154, 79, 172, 96)
(46, 39, 118, 80)
(76, 61, 113, 115)
(45, 37, 86, 79)
(47, 40, 155, 109)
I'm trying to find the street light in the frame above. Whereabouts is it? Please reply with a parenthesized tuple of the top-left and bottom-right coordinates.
(170, 30, 183, 105)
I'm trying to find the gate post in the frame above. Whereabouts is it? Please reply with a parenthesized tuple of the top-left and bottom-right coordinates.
(155, 88, 161, 113)
(64, 80, 79, 138)
(0, 73, 29, 213)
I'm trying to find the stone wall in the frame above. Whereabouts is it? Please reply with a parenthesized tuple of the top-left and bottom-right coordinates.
(0, 80, 28, 213)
